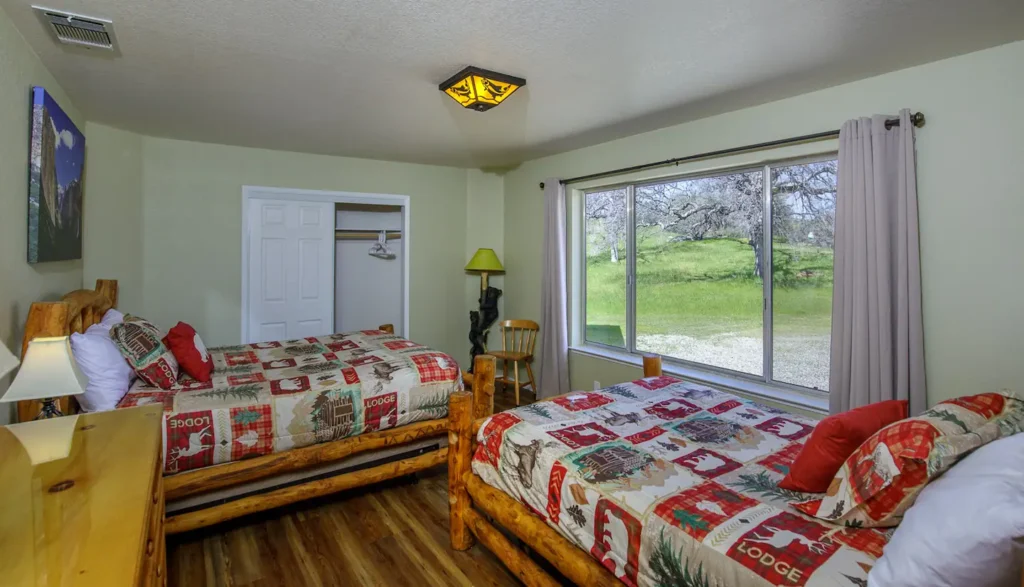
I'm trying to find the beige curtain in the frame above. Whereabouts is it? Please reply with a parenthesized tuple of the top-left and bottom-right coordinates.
(537, 179, 570, 398)
(830, 109, 927, 415)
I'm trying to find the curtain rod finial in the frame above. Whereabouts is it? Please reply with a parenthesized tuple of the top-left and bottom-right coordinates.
(539, 182, 545, 190)
(911, 112, 925, 128)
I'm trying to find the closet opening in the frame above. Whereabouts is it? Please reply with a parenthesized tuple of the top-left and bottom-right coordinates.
(334, 203, 405, 334)
(241, 186, 410, 343)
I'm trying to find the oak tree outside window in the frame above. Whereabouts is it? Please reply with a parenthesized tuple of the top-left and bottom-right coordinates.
(582, 155, 837, 393)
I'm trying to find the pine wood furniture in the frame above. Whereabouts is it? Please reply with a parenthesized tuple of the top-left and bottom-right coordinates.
(16, 279, 118, 422)
(448, 356, 662, 586)
(452, 356, 1024, 587)
(18, 279, 496, 535)
(490, 318, 539, 406)
(0, 404, 166, 586)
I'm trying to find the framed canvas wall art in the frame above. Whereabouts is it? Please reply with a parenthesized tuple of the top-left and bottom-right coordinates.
(28, 86, 84, 263)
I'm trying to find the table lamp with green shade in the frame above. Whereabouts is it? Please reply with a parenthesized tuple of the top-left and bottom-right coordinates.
(0, 336, 87, 420)
(465, 248, 504, 292)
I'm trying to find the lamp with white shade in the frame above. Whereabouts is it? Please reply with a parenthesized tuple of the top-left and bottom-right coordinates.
(0, 337, 87, 419)
(0, 340, 18, 382)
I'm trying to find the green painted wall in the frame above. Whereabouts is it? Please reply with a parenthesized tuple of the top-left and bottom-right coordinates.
(135, 137, 471, 361)
(82, 123, 144, 313)
(0, 6, 84, 424)
(503, 40, 1024, 406)
(83, 130, 499, 367)
(463, 169, 506, 367)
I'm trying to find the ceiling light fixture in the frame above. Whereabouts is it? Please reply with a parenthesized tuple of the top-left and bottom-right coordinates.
(439, 66, 526, 112)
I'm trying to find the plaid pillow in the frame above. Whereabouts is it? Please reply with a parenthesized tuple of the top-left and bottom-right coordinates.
(110, 320, 180, 389)
(794, 392, 1024, 527)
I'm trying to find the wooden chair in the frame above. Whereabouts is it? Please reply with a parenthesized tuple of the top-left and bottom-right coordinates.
(490, 319, 539, 406)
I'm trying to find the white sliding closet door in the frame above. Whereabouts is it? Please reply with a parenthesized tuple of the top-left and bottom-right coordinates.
(246, 199, 334, 343)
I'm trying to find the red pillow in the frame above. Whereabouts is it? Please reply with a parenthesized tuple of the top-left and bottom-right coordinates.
(778, 399, 908, 493)
(163, 322, 213, 382)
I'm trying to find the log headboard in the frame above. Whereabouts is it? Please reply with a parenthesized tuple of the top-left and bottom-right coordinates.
(17, 279, 118, 422)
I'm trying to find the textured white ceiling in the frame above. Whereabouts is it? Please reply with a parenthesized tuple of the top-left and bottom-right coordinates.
(3, 0, 1023, 167)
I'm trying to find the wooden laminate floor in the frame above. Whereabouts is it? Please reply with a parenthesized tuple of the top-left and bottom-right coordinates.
(168, 385, 540, 587)
(494, 384, 537, 412)
(167, 466, 521, 587)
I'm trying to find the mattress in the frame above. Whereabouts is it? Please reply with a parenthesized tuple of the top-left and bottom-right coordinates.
(118, 329, 461, 475)
(472, 376, 891, 587)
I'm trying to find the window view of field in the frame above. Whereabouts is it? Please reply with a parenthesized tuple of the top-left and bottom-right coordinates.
(584, 160, 837, 391)
(584, 188, 628, 348)
(770, 162, 836, 390)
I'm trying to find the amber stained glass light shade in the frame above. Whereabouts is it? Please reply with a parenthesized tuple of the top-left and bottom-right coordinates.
(439, 66, 526, 112)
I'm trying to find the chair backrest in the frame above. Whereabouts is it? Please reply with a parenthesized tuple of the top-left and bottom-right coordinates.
(499, 319, 539, 355)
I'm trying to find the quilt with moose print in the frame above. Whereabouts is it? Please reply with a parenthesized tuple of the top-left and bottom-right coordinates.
(117, 330, 461, 475)
(473, 376, 891, 587)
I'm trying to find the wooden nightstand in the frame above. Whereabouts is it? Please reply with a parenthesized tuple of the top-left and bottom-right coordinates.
(0, 405, 166, 586)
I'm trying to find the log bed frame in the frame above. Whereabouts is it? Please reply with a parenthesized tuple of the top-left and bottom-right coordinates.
(446, 356, 664, 586)
(18, 279, 495, 535)
(450, 357, 1024, 587)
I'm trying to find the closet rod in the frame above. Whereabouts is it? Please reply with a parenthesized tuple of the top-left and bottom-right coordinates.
(335, 230, 402, 241)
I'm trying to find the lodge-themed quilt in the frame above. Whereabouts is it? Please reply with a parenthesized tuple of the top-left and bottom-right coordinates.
(472, 376, 892, 587)
(117, 330, 461, 475)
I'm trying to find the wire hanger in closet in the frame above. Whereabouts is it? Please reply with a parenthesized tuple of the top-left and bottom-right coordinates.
(368, 231, 396, 260)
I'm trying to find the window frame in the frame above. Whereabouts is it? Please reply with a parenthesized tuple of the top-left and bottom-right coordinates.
(576, 152, 838, 404)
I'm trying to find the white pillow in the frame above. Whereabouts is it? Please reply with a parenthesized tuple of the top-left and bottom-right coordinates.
(70, 323, 136, 412)
(869, 432, 1024, 587)
(100, 308, 124, 327)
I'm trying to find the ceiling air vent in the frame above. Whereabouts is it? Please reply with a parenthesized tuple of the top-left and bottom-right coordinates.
(32, 6, 118, 52)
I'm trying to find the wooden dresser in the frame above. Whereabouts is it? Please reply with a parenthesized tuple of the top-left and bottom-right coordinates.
(0, 405, 165, 586)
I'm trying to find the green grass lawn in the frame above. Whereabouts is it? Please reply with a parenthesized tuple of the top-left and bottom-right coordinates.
(585, 236, 834, 346)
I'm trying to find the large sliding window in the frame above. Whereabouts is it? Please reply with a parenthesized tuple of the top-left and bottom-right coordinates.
(582, 155, 837, 393)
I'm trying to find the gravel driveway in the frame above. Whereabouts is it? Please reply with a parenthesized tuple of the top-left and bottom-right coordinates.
(637, 333, 830, 391)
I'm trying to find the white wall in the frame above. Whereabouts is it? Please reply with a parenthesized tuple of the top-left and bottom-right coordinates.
(503, 40, 1024, 406)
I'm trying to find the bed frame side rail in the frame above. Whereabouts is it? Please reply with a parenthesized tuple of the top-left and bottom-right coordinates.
(448, 355, 662, 587)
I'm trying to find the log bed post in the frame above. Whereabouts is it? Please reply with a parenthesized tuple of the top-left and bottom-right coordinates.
(447, 390, 473, 550)
(95, 279, 118, 308)
(450, 354, 494, 550)
(452, 356, 661, 585)
(470, 353, 495, 420)
(17, 279, 118, 422)
(378, 323, 395, 334)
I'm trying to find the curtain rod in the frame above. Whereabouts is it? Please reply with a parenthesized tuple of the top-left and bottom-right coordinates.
(539, 111, 925, 189)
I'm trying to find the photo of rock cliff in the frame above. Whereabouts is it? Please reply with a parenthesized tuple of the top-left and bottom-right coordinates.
(28, 86, 84, 264)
